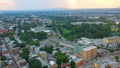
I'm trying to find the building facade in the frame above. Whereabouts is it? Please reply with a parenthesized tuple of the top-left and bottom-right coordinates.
(82, 46, 97, 62)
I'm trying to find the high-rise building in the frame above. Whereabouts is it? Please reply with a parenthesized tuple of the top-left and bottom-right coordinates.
(74, 44, 83, 54)
(74, 40, 94, 57)
(82, 46, 97, 62)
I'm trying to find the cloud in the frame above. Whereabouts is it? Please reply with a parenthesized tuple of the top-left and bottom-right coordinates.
(0, 0, 16, 10)
(66, 0, 120, 9)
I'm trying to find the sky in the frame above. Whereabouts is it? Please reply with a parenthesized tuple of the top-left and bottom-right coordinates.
(0, 0, 120, 10)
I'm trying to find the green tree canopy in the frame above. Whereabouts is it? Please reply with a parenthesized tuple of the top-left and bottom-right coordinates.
(0, 56, 7, 61)
(29, 59, 42, 68)
(115, 56, 119, 62)
(35, 32, 47, 40)
(40, 46, 53, 54)
(20, 31, 48, 41)
(70, 61, 76, 68)
(20, 48, 30, 61)
(55, 53, 69, 68)
(14, 43, 26, 48)
(28, 40, 40, 46)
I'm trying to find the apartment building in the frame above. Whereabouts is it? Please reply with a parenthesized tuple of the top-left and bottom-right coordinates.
(82, 46, 97, 62)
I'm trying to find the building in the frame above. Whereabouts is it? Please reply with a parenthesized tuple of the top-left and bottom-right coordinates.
(74, 44, 83, 54)
(74, 44, 84, 57)
(74, 39, 92, 57)
(0, 29, 12, 33)
(82, 46, 97, 62)
(61, 64, 71, 68)
(35, 57, 50, 68)
(71, 22, 104, 25)
(12, 47, 21, 55)
(103, 36, 120, 44)
(93, 63, 100, 68)
(17, 59, 28, 68)
(107, 62, 120, 68)
(116, 21, 120, 24)
(93, 62, 120, 68)
(7, 60, 15, 68)
(49, 61, 57, 68)
(0, 23, 13, 33)
(39, 51, 47, 59)
(70, 55, 84, 68)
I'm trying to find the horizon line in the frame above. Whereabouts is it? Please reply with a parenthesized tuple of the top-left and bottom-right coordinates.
(0, 7, 120, 11)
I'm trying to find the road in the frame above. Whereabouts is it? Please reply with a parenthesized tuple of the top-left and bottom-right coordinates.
(3, 38, 18, 68)
(14, 26, 22, 43)
(48, 38, 74, 48)
(54, 23, 62, 38)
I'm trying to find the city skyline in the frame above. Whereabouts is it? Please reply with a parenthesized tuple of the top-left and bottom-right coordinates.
(0, 0, 120, 10)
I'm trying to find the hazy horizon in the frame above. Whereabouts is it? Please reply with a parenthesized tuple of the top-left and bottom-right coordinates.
(0, 0, 120, 10)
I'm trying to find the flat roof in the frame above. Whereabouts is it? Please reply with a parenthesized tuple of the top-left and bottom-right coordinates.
(83, 46, 97, 51)
(104, 36, 120, 39)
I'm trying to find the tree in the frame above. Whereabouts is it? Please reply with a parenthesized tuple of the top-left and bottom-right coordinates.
(57, 24, 112, 40)
(9, 36, 15, 40)
(115, 56, 119, 62)
(14, 43, 26, 48)
(0, 41, 2, 45)
(19, 31, 48, 41)
(0, 34, 4, 38)
(22, 48, 30, 55)
(20, 48, 30, 61)
(29, 59, 42, 68)
(43, 66, 48, 68)
(3, 31, 15, 40)
(20, 52, 29, 61)
(20, 32, 29, 41)
(0, 56, 7, 61)
(70, 61, 76, 68)
(28, 40, 40, 46)
(107, 49, 115, 53)
(40, 46, 53, 54)
(36, 32, 47, 40)
(55, 53, 69, 68)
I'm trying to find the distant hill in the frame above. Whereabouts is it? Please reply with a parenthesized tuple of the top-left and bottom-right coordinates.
(40, 8, 120, 14)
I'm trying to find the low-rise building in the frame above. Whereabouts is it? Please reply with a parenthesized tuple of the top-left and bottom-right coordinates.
(93, 62, 100, 68)
(7, 60, 15, 68)
(103, 36, 120, 44)
(70, 55, 84, 68)
(17, 59, 28, 68)
(94, 62, 120, 68)
(39, 51, 47, 59)
(49, 61, 58, 68)
(35, 57, 49, 68)
(12, 47, 21, 55)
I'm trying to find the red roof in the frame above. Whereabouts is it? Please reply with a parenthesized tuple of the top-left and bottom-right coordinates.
(62, 64, 71, 67)
(77, 61, 84, 67)
(0, 29, 12, 33)
(66, 64, 71, 67)
(2, 50, 8, 56)
(8, 64, 14, 68)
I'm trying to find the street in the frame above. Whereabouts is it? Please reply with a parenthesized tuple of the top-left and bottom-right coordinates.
(3, 38, 18, 68)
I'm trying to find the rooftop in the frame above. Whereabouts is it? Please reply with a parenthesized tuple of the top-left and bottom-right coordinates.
(104, 36, 120, 39)
(49, 61, 56, 65)
(83, 46, 97, 51)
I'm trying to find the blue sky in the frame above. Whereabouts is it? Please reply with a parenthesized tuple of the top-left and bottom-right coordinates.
(0, 0, 120, 10)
